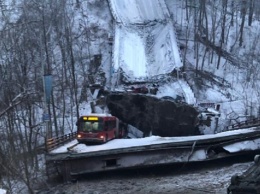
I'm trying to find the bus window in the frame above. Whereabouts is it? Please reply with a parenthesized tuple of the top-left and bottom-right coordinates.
(81, 121, 103, 132)
(83, 122, 91, 132)
(92, 122, 99, 131)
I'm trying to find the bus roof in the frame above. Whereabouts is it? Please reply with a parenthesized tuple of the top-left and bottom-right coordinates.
(80, 113, 113, 118)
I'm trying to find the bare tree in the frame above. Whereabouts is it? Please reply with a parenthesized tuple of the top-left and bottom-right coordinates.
(239, 0, 247, 47)
(248, 0, 255, 26)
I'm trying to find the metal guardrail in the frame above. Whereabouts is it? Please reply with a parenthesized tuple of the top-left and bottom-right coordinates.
(46, 132, 77, 152)
(226, 117, 260, 131)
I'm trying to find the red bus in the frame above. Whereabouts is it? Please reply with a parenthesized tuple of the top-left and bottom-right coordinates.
(76, 114, 127, 144)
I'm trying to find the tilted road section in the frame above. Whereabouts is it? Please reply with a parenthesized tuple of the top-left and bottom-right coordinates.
(108, 0, 183, 81)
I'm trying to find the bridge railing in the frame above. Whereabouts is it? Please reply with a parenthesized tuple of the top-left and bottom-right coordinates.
(46, 132, 77, 152)
(226, 117, 260, 131)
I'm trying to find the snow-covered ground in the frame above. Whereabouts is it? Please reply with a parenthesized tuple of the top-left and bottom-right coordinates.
(0, 189, 6, 194)
(155, 80, 196, 104)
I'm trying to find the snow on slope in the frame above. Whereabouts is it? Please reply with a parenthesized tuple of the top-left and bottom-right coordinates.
(109, 0, 183, 81)
(156, 80, 196, 104)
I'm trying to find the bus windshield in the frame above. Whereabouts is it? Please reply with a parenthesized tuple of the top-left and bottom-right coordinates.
(79, 121, 103, 132)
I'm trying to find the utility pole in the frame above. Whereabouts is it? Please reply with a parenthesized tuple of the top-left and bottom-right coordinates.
(40, 4, 53, 141)
(43, 74, 52, 140)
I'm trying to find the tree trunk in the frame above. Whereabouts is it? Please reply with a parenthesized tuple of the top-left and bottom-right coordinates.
(248, 0, 254, 26)
(239, 0, 247, 47)
(230, 0, 234, 26)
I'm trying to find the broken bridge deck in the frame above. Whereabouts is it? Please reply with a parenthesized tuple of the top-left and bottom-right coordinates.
(46, 127, 260, 182)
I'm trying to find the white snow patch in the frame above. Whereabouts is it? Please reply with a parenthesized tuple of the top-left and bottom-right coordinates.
(189, 150, 207, 161)
(0, 189, 6, 194)
(224, 138, 260, 153)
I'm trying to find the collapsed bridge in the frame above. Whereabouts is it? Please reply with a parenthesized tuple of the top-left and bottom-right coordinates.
(45, 125, 260, 183)
(108, 0, 183, 83)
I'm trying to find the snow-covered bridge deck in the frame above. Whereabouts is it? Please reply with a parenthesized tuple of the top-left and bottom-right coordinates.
(108, 0, 183, 81)
(50, 128, 260, 155)
(46, 128, 260, 182)
(109, 0, 169, 24)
